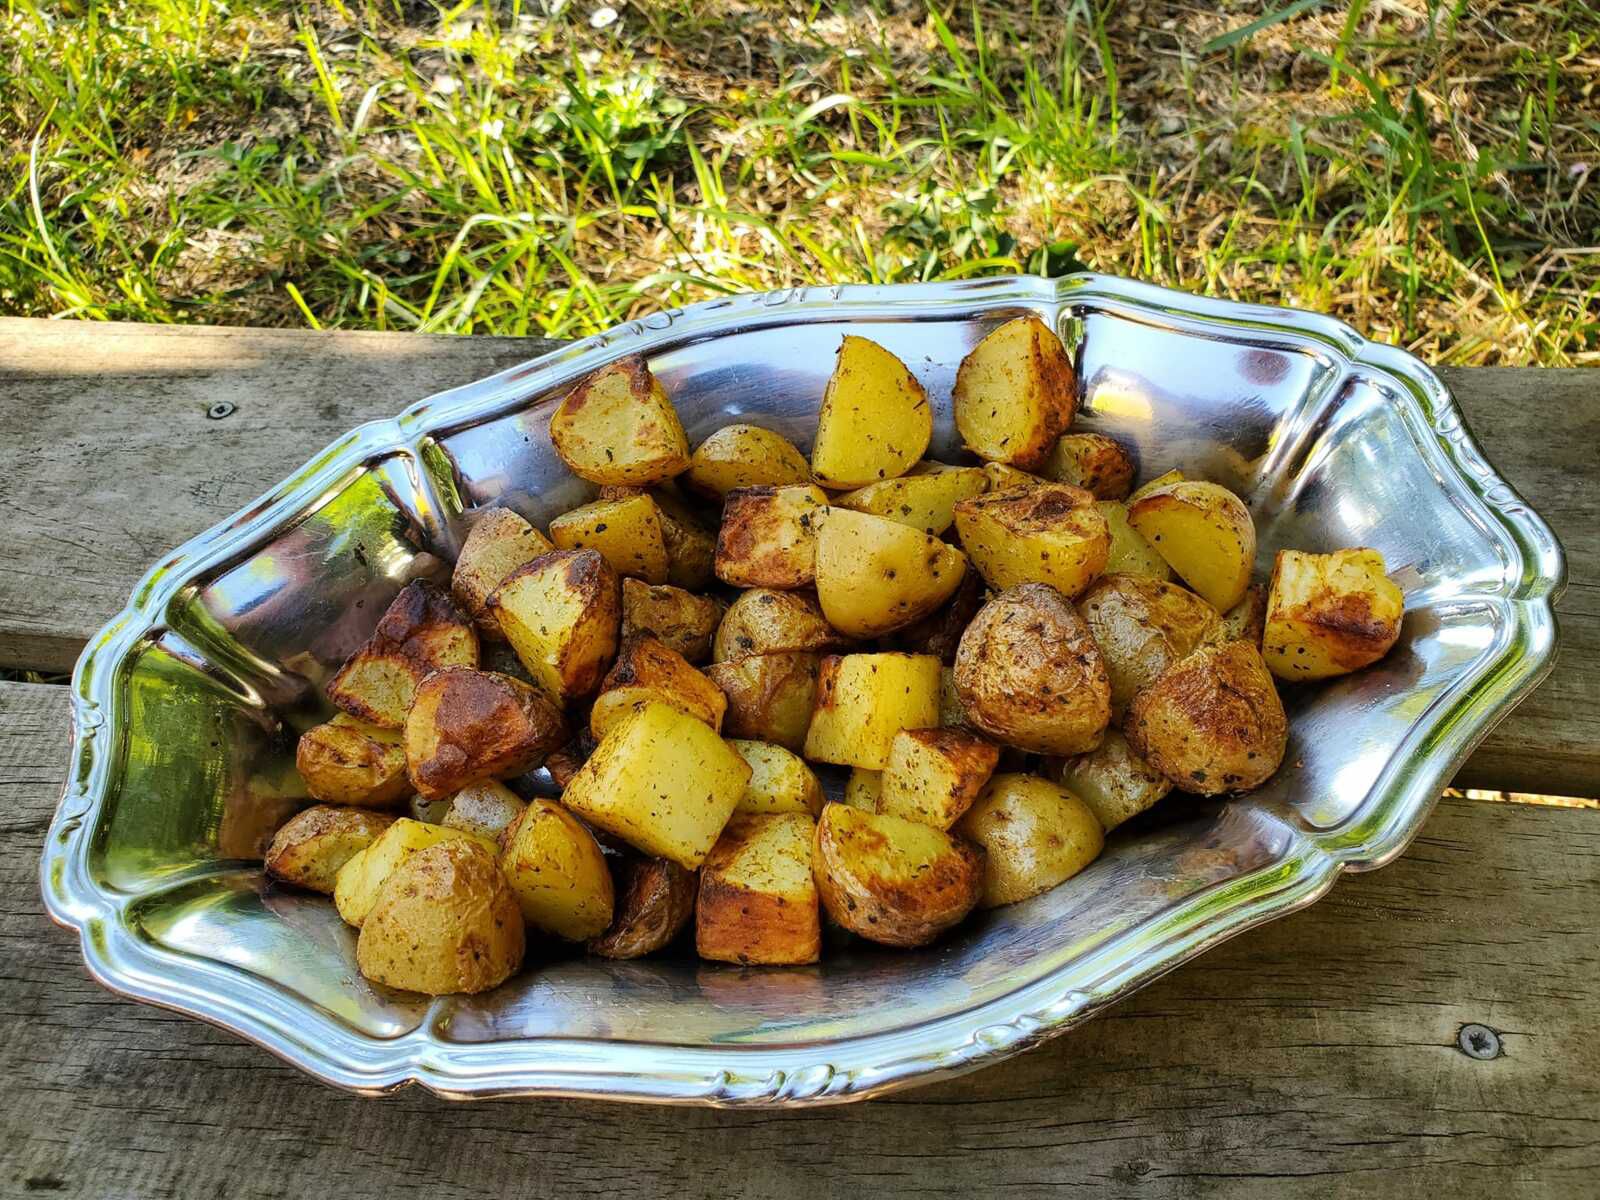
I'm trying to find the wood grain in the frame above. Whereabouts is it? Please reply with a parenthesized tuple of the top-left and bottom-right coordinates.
(4, 679, 1596, 1198)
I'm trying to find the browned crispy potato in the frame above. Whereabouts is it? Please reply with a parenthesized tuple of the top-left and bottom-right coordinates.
(548, 494, 670, 584)
(813, 506, 969, 637)
(334, 817, 497, 926)
(954, 584, 1111, 755)
(549, 354, 690, 485)
(810, 335, 932, 489)
(812, 803, 983, 947)
(356, 839, 524, 995)
(403, 668, 568, 801)
(441, 780, 527, 842)
(803, 652, 942, 770)
(831, 462, 988, 536)
(895, 569, 985, 663)
(1077, 573, 1223, 715)
(729, 739, 825, 816)
(266, 805, 395, 894)
(588, 856, 698, 959)
(879, 727, 1000, 830)
(696, 812, 821, 965)
(1125, 640, 1287, 794)
(954, 483, 1109, 598)
(685, 423, 812, 499)
(712, 588, 846, 662)
(1263, 548, 1404, 680)
(1096, 499, 1173, 580)
(1041, 432, 1136, 500)
(296, 714, 410, 808)
(714, 483, 828, 588)
(704, 651, 819, 751)
(452, 508, 555, 641)
(648, 484, 720, 591)
(621, 577, 723, 664)
(982, 461, 1048, 494)
(953, 314, 1076, 469)
(499, 798, 614, 939)
(1053, 728, 1172, 832)
(326, 581, 479, 728)
(490, 549, 621, 703)
(589, 634, 727, 739)
(1127, 480, 1256, 611)
(956, 774, 1103, 907)
(1222, 582, 1268, 645)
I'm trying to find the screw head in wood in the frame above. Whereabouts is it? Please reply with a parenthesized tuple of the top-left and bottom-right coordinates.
(207, 402, 236, 420)
(1457, 1023, 1502, 1060)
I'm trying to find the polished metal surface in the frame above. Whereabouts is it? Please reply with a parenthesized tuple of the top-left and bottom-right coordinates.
(40, 276, 1565, 1104)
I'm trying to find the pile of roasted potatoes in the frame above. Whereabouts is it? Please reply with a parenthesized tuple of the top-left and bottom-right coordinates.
(264, 314, 1405, 995)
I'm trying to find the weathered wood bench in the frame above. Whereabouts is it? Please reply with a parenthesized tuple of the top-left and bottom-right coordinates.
(2, 318, 1595, 1197)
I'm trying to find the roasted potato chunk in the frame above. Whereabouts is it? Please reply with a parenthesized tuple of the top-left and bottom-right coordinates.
(803, 652, 942, 770)
(326, 581, 479, 728)
(499, 798, 615, 939)
(1096, 499, 1173, 581)
(490, 549, 621, 703)
(589, 634, 727, 739)
(954, 584, 1111, 755)
(441, 780, 527, 843)
(1053, 728, 1172, 832)
(953, 314, 1076, 469)
(1128, 468, 1184, 506)
(549, 354, 690, 485)
(333, 817, 495, 927)
(648, 486, 719, 590)
(832, 462, 988, 536)
(895, 569, 985, 664)
(561, 701, 752, 869)
(685, 423, 812, 498)
(696, 812, 821, 965)
(813, 507, 969, 637)
(880, 727, 1001, 830)
(705, 651, 819, 751)
(1125, 640, 1287, 794)
(810, 335, 932, 488)
(712, 588, 846, 662)
(295, 714, 410, 808)
(404, 668, 568, 801)
(1078, 573, 1223, 715)
(1222, 582, 1268, 645)
(957, 774, 1103, 908)
(1127, 480, 1256, 611)
(588, 856, 698, 959)
(1263, 548, 1404, 681)
(1042, 432, 1136, 500)
(451, 507, 555, 641)
(812, 803, 983, 947)
(982, 461, 1048, 494)
(265, 805, 396, 894)
(621, 578, 723, 664)
(714, 483, 828, 589)
(730, 739, 825, 816)
(548, 494, 670, 584)
(844, 767, 883, 811)
(954, 483, 1109, 598)
(356, 839, 524, 995)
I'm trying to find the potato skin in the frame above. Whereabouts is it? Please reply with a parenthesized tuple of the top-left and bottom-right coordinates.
(810, 335, 932, 489)
(954, 584, 1111, 755)
(490, 549, 622, 703)
(954, 483, 1109, 599)
(982, 461, 1048, 494)
(696, 812, 821, 965)
(327, 581, 479, 728)
(548, 495, 670, 584)
(334, 818, 497, 927)
(452, 507, 555, 641)
(685, 423, 813, 499)
(1125, 640, 1287, 794)
(404, 668, 568, 801)
(589, 634, 727, 739)
(1077, 573, 1223, 715)
(813, 506, 969, 637)
(704, 651, 819, 751)
(1042, 433, 1136, 500)
(1052, 728, 1172, 832)
(812, 803, 983, 948)
(1263, 549, 1403, 680)
(712, 589, 846, 662)
(498, 799, 614, 940)
(953, 314, 1076, 469)
(549, 354, 690, 485)
(356, 840, 525, 995)
(714, 484, 828, 589)
(621, 578, 724, 664)
(265, 805, 396, 894)
(1126, 480, 1256, 612)
(296, 715, 410, 808)
(587, 856, 698, 959)
(956, 774, 1103, 908)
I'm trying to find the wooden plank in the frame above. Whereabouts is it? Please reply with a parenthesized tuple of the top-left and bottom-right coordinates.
(5, 680, 1597, 1198)
(0, 320, 1594, 796)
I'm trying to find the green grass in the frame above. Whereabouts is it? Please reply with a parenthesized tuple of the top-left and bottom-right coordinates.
(2, 0, 1597, 364)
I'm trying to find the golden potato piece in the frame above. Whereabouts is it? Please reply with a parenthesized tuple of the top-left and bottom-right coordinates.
(295, 714, 410, 808)
(730, 739, 824, 816)
(588, 856, 697, 959)
(356, 839, 524, 995)
(549, 354, 690, 485)
(810, 335, 932, 489)
(452, 507, 555, 641)
(880, 727, 1001, 830)
(953, 314, 1076, 469)
(548, 494, 670, 584)
(954, 584, 1111, 755)
(490, 548, 621, 703)
(621, 578, 723, 664)
(705, 651, 819, 752)
(441, 780, 527, 843)
(954, 483, 1109, 598)
(1078, 573, 1223, 715)
(714, 483, 828, 589)
(561, 701, 752, 869)
(326, 581, 479, 728)
(1263, 548, 1404, 681)
(832, 462, 988, 536)
(1222, 582, 1268, 645)
(499, 798, 614, 939)
(1042, 432, 1136, 500)
(957, 774, 1103, 908)
(803, 652, 942, 770)
(265, 805, 395, 894)
(1128, 468, 1184, 506)
(982, 461, 1048, 494)
(1125, 640, 1287, 794)
(812, 803, 983, 947)
(333, 817, 495, 927)
(844, 767, 883, 811)
(1127, 480, 1256, 611)
(404, 668, 568, 801)
(648, 486, 719, 591)
(685, 423, 812, 499)
(713, 588, 846, 662)
(589, 634, 727, 739)
(813, 506, 969, 637)
(696, 812, 821, 965)
(1097, 499, 1173, 581)
(1053, 728, 1172, 832)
